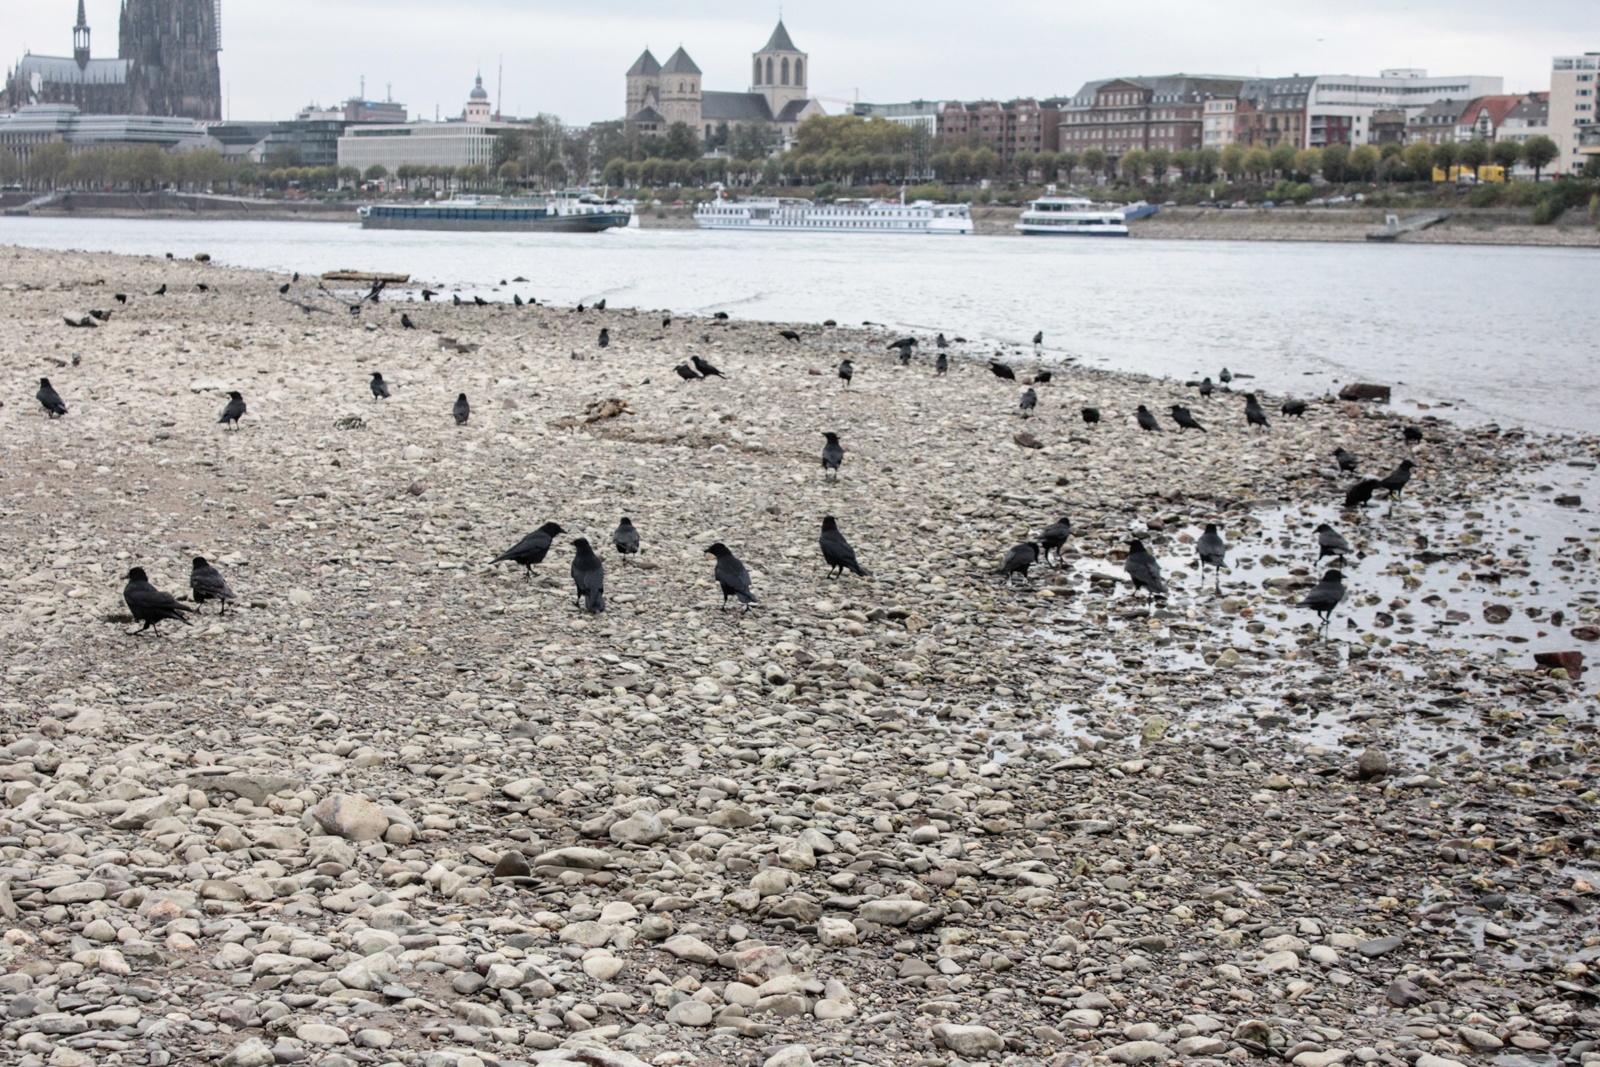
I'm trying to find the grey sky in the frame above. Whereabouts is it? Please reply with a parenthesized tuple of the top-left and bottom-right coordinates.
(10, 1, 1596, 125)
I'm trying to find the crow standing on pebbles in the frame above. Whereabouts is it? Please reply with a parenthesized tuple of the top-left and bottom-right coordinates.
(887, 337, 917, 357)
(996, 542, 1040, 583)
(123, 567, 194, 635)
(152, 284, 167, 296)
(492, 522, 564, 578)
(1199, 377, 1214, 400)
(1196, 523, 1228, 591)
(1301, 569, 1347, 635)
(819, 516, 869, 578)
(598, 328, 610, 349)
(838, 359, 854, 387)
(219, 391, 246, 429)
(612, 517, 640, 560)
(1124, 539, 1167, 601)
(1040, 517, 1073, 565)
(1019, 388, 1037, 418)
(37, 378, 68, 418)
(1316, 522, 1351, 563)
(369, 372, 391, 401)
(935, 353, 948, 376)
(692, 355, 726, 379)
(569, 539, 605, 613)
(706, 543, 757, 611)
(1081, 407, 1101, 425)
(1334, 448, 1360, 473)
(821, 432, 844, 480)
(780, 329, 801, 342)
(990, 360, 1016, 381)
(189, 557, 236, 614)
(400, 313, 416, 329)
(1244, 393, 1270, 430)
(1379, 459, 1415, 500)
(1136, 405, 1163, 433)
(1403, 425, 1424, 444)
(1170, 404, 1205, 432)
(1344, 478, 1382, 508)
(674, 363, 701, 381)
(453, 393, 470, 426)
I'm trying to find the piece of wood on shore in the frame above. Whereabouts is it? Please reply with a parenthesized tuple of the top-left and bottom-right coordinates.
(321, 270, 410, 283)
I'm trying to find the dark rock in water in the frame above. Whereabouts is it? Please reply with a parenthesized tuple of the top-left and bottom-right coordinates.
(1357, 935, 1404, 958)
(493, 850, 531, 879)
(1483, 604, 1512, 624)
(1386, 978, 1427, 1007)
(1338, 383, 1391, 402)
(1534, 650, 1585, 677)
(1555, 494, 1581, 507)
(1356, 748, 1388, 781)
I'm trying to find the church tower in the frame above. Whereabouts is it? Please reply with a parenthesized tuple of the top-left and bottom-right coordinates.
(73, 0, 91, 68)
(465, 74, 491, 122)
(751, 20, 807, 117)
(625, 48, 661, 120)
(657, 47, 702, 127)
(120, 0, 222, 120)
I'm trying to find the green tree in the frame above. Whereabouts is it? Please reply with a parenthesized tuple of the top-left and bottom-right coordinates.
(27, 142, 72, 189)
(497, 161, 521, 186)
(1080, 147, 1106, 178)
(363, 164, 388, 183)
(1490, 139, 1522, 174)
(1243, 146, 1272, 181)
(1458, 139, 1490, 172)
(1057, 149, 1079, 183)
(1219, 143, 1245, 180)
(1521, 135, 1558, 180)
(1119, 149, 1147, 182)
(1145, 147, 1171, 184)
(0, 147, 19, 183)
(1195, 147, 1220, 182)
(1170, 148, 1196, 183)
(661, 122, 701, 161)
(1402, 141, 1435, 179)
(1348, 144, 1380, 181)
(1318, 143, 1346, 181)
(1293, 148, 1323, 180)
(1269, 142, 1297, 177)
(1035, 151, 1059, 182)
(602, 158, 626, 187)
(1011, 150, 1037, 181)
(1431, 141, 1460, 174)
(337, 165, 361, 189)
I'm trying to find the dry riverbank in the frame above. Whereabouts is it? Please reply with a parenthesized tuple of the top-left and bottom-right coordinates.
(1, 247, 1597, 1067)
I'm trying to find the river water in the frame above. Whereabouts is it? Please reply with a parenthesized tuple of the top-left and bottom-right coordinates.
(2, 217, 1593, 434)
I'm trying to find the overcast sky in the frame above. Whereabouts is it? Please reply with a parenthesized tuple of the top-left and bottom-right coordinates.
(11, 1, 1597, 124)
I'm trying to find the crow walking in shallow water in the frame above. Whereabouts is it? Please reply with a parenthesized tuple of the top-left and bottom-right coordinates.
(1136, 405, 1163, 432)
(821, 432, 844, 480)
(1316, 522, 1351, 563)
(1219, 367, 1232, 384)
(1379, 459, 1415, 500)
(37, 378, 67, 418)
(453, 393, 470, 425)
(189, 557, 236, 614)
(1196, 523, 1227, 591)
(996, 542, 1040, 583)
(369, 372, 391, 401)
(1040, 516, 1072, 565)
(706, 543, 757, 611)
(1170, 404, 1205, 432)
(570, 539, 605, 613)
(819, 516, 869, 578)
(612, 517, 640, 561)
(1301, 569, 1346, 635)
(492, 522, 564, 578)
(123, 567, 194, 635)
(1344, 478, 1382, 508)
(1124, 539, 1167, 601)
(219, 391, 246, 429)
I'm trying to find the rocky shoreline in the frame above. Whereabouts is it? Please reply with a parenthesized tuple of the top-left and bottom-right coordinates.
(1, 246, 1597, 1067)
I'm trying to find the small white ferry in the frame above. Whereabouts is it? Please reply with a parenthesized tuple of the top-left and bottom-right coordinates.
(1015, 196, 1130, 237)
(695, 196, 973, 235)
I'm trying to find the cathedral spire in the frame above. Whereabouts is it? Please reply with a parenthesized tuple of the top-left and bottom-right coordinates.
(73, 0, 91, 68)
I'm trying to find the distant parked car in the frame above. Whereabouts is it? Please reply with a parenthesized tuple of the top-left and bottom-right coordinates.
(1260, 201, 1276, 208)
(1306, 197, 1327, 206)
(1327, 195, 1349, 204)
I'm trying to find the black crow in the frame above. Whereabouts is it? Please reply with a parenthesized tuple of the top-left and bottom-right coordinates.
(1316, 522, 1351, 563)
(570, 538, 605, 613)
(152, 284, 166, 295)
(453, 294, 463, 306)
(64, 314, 97, 328)
(821, 432, 844, 479)
(453, 393, 470, 426)
(990, 361, 1016, 381)
(1379, 459, 1414, 500)
(935, 333, 947, 349)
(612, 517, 640, 560)
(887, 337, 917, 355)
(219, 391, 246, 429)
(400, 313, 416, 329)
(675, 363, 701, 381)
(1170, 404, 1205, 432)
(37, 378, 67, 418)
(838, 359, 854, 387)
(1032, 370, 1052, 385)
(1344, 478, 1381, 508)
(897, 345, 913, 366)
(598, 328, 610, 349)
(370, 372, 391, 401)
(1282, 399, 1307, 417)
(196, 283, 210, 292)
(1040, 516, 1072, 565)
(88, 308, 112, 322)
(1219, 367, 1232, 384)
(492, 522, 564, 578)
(661, 315, 671, 327)
(1124, 539, 1167, 600)
(123, 567, 194, 635)
(780, 329, 801, 342)
(713, 311, 729, 320)
(1196, 523, 1227, 591)
(692, 355, 726, 379)
(422, 289, 437, 301)
(1301, 569, 1346, 634)
(996, 542, 1040, 583)
(514, 294, 524, 307)
(1032, 331, 1044, 346)
(935, 353, 948, 376)
(1199, 377, 1214, 400)
(595, 298, 606, 311)
(189, 556, 236, 614)
(706, 543, 756, 610)
(1403, 425, 1424, 444)
(114, 293, 127, 304)
(473, 295, 487, 307)
(1244, 393, 1269, 429)
(820, 516, 869, 578)
(1334, 447, 1359, 473)
(1082, 407, 1101, 425)
(1020, 388, 1037, 417)
(1136, 405, 1163, 432)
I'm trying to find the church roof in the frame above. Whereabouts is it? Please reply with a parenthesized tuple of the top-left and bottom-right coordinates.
(702, 91, 774, 123)
(629, 105, 665, 125)
(661, 47, 701, 76)
(775, 99, 813, 122)
(470, 75, 488, 101)
(14, 54, 131, 86)
(760, 20, 799, 54)
(626, 49, 660, 77)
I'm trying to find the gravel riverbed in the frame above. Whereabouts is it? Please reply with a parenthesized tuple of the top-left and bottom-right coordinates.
(0, 246, 1597, 1067)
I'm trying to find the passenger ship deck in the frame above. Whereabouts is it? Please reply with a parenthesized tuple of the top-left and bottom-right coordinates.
(696, 197, 973, 235)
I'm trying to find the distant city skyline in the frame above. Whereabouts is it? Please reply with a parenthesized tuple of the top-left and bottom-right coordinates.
(8, 0, 1596, 125)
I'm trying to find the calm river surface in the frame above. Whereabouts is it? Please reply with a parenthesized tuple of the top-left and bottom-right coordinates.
(2, 217, 1592, 434)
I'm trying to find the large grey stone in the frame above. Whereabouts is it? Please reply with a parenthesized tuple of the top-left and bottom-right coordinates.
(932, 1023, 1003, 1056)
(311, 793, 388, 842)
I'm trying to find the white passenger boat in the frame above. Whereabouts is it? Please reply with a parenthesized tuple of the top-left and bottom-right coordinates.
(1014, 196, 1130, 236)
(695, 196, 972, 235)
